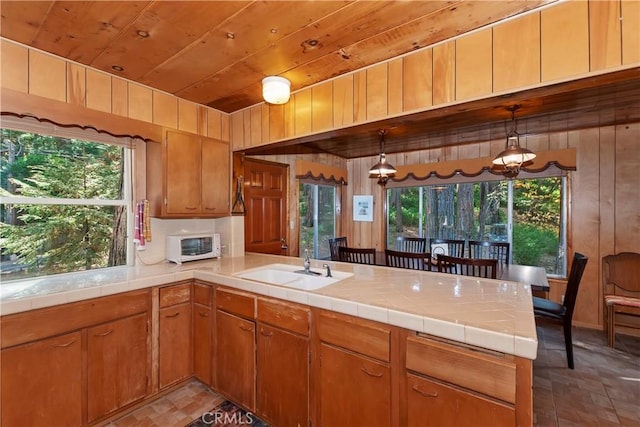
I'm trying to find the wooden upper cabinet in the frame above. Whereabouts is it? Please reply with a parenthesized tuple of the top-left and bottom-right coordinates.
(147, 129, 230, 218)
(541, 1, 589, 82)
(456, 29, 492, 101)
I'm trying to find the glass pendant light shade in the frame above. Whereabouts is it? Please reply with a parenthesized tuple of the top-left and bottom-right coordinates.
(369, 129, 396, 185)
(262, 76, 291, 104)
(492, 106, 536, 177)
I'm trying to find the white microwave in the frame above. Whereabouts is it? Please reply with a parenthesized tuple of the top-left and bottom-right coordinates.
(166, 233, 220, 264)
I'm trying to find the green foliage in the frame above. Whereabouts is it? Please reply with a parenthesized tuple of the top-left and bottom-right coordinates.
(1, 130, 125, 277)
(512, 223, 559, 269)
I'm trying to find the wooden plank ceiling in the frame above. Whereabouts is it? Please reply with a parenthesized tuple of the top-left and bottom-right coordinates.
(1, 0, 639, 159)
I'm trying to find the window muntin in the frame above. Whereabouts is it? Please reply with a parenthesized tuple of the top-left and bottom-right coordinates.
(386, 176, 566, 276)
(1, 128, 131, 280)
(299, 182, 336, 259)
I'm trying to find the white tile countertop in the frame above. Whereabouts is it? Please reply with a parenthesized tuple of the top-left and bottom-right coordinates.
(0, 253, 538, 359)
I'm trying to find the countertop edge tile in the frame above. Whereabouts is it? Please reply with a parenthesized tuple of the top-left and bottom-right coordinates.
(422, 316, 466, 342)
(464, 324, 515, 354)
(356, 303, 389, 324)
(330, 298, 358, 316)
(389, 309, 424, 331)
(0, 298, 33, 316)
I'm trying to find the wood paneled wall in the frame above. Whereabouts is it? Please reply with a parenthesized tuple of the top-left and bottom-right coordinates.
(0, 39, 230, 142)
(230, 0, 639, 150)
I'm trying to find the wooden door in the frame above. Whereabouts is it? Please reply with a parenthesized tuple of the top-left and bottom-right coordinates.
(165, 130, 201, 214)
(1, 331, 82, 426)
(256, 323, 309, 426)
(244, 158, 288, 254)
(201, 137, 230, 215)
(159, 302, 192, 388)
(405, 373, 514, 427)
(318, 343, 391, 427)
(216, 310, 256, 410)
(193, 302, 212, 385)
(87, 313, 149, 422)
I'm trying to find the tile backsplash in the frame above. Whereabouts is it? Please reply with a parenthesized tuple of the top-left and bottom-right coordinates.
(134, 216, 244, 265)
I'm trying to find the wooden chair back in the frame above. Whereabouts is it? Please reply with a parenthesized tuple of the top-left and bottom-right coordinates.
(385, 249, 431, 271)
(429, 238, 466, 258)
(602, 252, 640, 348)
(328, 237, 348, 261)
(437, 255, 498, 279)
(468, 240, 510, 264)
(338, 246, 376, 265)
(395, 237, 427, 253)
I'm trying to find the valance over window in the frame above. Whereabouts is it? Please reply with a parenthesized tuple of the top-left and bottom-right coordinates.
(295, 160, 348, 185)
(387, 148, 576, 188)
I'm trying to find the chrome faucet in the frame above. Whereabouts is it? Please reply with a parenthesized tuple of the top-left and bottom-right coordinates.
(322, 263, 332, 278)
(303, 249, 311, 273)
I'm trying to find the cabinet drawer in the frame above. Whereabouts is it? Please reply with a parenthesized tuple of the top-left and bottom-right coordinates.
(159, 282, 192, 307)
(316, 310, 390, 362)
(1, 289, 150, 349)
(257, 297, 310, 336)
(406, 334, 516, 404)
(193, 282, 212, 306)
(215, 287, 255, 319)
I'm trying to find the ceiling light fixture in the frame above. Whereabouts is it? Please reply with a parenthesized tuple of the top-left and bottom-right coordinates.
(369, 129, 397, 186)
(492, 105, 536, 178)
(262, 76, 291, 104)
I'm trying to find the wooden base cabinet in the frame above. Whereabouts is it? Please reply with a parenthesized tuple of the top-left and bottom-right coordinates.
(88, 313, 149, 422)
(216, 310, 256, 410)
(159, 284, 193, 389)
(193, 282, 213, 386)
(318, 343, 391, 427)
(1, 331, 82, 427)
(405, 373, 514, 427)
(256, 298, 310, 427)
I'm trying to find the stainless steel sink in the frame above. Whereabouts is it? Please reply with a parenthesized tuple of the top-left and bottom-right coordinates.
(234, 263, 352, 291)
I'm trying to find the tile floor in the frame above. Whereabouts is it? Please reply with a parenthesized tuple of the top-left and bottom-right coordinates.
(108, 320, 640, 427)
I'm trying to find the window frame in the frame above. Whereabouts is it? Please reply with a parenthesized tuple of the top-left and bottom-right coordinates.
(298, 178, 342, 259)
(1, 118, 136, 278)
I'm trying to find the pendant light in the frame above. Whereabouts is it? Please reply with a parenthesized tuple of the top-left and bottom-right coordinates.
(369, 129, 397, 186)
(492, 105, 536, 178)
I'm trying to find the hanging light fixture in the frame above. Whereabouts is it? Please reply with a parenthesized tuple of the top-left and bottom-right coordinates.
(492, 105, 536, 178)
(369, 129, 397, 186)
(262, 76, 291, 104)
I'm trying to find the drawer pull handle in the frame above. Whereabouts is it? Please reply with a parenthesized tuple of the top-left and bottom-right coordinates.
(260, 329, 273, 337)
(239, 325, 254, 332)
(94, 329, 114, 337)
(166, 312, 181, 318)
(361, 367, 383, 378)
(52, 339, 76, 348)
(198, 311, 209, 317)
(185, 206, 197, 210)
(412, 385, 439, 398)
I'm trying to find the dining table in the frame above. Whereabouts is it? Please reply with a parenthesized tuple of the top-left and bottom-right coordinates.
(373, 251, 550, 292)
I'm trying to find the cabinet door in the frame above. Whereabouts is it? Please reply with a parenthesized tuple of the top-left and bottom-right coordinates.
(216, 310, 256, 410)
(318, 343, 391, 427)
(257, 323, 309, 426)
(1, 332, 82, 426)
(201, 137, 230, 215)
(406, 373, 515, 427)
(193, 302, 212, 385)
(87, 313, 149, 422)
(159, 302, 192, 388)
(165, 130, 201, 214)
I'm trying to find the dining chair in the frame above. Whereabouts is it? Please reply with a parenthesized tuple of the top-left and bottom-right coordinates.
(468, 240, 510, 264)
(437, 255, 497, 279)
(533, 252, 588, 369)
(429, 238, 466, 258)
(385, 249, 431, 271)
(338, 246, 376, 265)
(395, 236, 427, 253)
(328, 237, 348, 261)
(602, 252, 640, 349)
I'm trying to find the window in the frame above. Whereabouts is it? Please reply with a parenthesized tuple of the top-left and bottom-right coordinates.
(1, 126, 132, 280)
(299, 182, 337, 259)
(387, 176, 567, 276)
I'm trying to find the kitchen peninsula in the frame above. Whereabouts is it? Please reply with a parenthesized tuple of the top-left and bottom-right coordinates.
(1, 253, 536, 426)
